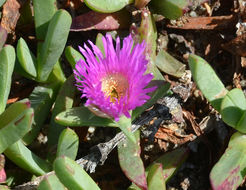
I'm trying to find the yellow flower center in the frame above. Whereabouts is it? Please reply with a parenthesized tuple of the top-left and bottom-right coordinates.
(101, 73, 129, 102)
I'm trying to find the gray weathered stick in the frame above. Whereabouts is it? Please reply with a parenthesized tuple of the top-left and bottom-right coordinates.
(13, 108, 159, 190)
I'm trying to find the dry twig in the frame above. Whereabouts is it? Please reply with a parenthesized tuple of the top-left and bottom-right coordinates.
(13, 107, 160, 190)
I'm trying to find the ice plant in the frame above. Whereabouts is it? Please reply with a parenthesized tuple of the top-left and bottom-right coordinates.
(74, 34, 156, 122)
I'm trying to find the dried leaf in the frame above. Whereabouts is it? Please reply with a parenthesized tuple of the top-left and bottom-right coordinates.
(167, 15, 237, 30)
(155, 127, 194, 150)
(222, 33, 246, 56)
(71, 10, 130, 31)
(1, 0, 20, 34)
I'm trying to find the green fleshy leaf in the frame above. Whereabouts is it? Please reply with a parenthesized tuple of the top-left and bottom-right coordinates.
(0, 45, 15, 114)
(150, 0, 188, 20)
(22, 83, 60, 145)
(188, 54, 227, 111)
(84, 0, 134, 13)
(154, 50, 186, 78)
(55, 106, 116, 127)
(56, 108, 135, 142)
(38, 174, 66, 190)
(117, 115, 136, 143)
(37, 10, 71, 82)
(54, 156, 100, 190)
(33, 0, 56, 41)
(4, 140, 51, 176)
(210, 132, 246, 190)
(48, 75, 76, 147)
(128, 147, 188, 190)
(46, 61, 66, 84)
(14, 60, 36, 81)
(95, 33, 104, 51)
(56, 128, 79, 160)
(148, 61, 165, 81)
(17, 38, 37, 77)
(0, 105, 33, 153)
(118, 130, 147, 189)
(0, 99, 30, 129)
(33, 0, 57, 74)
(0, 0, 6, 7)
(65, 46, 85, 69)
(221, 88, 246, 132)
(146, 147, 188, 181)
(95, 31, 119, 54)
(147, 163, 166, 190)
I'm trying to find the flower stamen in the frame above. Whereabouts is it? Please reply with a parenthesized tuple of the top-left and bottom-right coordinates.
(101, 73, 129, 102)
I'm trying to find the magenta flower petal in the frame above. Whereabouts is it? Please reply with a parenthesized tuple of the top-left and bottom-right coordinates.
(74, 34, 156, 121)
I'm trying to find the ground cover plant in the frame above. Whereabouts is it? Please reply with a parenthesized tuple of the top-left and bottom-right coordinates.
(0, 0, 245, 189)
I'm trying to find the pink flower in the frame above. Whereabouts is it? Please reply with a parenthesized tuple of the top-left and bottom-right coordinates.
(74, 34, 156, 121)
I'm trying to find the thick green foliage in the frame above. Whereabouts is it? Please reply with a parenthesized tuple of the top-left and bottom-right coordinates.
(17, 38, 37, 77)
(155, 50, 186, 78)
(0, 45, 15, 114)
(118, 130, 147, 189)
(84, 0, 134, 13)
(147, 164, 166, 190)
(38, 174, 65, 190)
(150, 0, 188, 19)
(56, 128, 79, 160)
(188, 54, 227, 111)
(65, 46, 84, 69)
(210, 132, 246, 190)
(37, 10, 72, 82)
(0, 100, 33, 153)
(54, 156, 100, 190)
(4, 140, 51, 176)
(22, 83, 59, 145)
(48, 75, 76, 147)
(188, 54, 246, 190)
